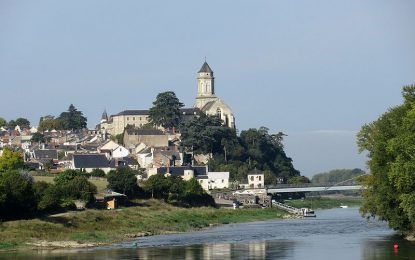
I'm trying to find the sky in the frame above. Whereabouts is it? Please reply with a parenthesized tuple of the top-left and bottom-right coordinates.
(1, 1, 414, 177)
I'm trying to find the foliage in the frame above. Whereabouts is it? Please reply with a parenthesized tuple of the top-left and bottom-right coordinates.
(31, 132, 47, 143)
(357, 85, 415, 232)
(107, 168, 141, 198)
(287, 176, 311, 184)
(0, 171, 37, 220)
(311, 168, 365, 185)
(206, 127, 301, 184)
(0, 117, 6, 127)
(58, 104, 87, 130)
(38, 104, 87, 131)
(142, 174, 171, 199)
(90, 168, 106, 178)
(148, 91, 184, 131)
(181, 112, 237, 155)
(14, 118, 31, 129)
(0, 147, 24, 172)
(38, 118, 62, 132)
(141, 175, 215, 207)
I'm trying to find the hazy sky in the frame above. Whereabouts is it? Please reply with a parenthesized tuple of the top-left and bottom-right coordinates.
(1, 1, 414, 177)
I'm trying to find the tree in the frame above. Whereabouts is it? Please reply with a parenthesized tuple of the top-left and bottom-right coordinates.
(181, 112, 237, 155)
(0, 147, 24, 172)
(15, 118, 30, 129)
(357, 85, 415, 233)
(58, 104, 87, 130)
(107, 168, 140, 198)
(0, 170, 37, 220)
(311, 168, 365, 185)
(148, 91, 184, 131)
(38, 118, 63, 131)
(31, 132, 46, 143)
(142, 174, 170, 199)
(7, 120, 16, 129)
(0, 117, 6, 127)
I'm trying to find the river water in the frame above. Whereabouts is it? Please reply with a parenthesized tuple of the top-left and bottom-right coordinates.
(2, 207, 415, 259)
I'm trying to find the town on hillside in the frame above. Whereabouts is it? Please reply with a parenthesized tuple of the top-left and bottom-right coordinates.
(0, 62, 303, 212)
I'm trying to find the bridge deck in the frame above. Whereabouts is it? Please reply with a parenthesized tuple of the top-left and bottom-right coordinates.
(267, 185, 363, 193)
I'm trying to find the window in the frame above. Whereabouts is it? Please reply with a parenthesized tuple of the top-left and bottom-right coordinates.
(222, 179, 224, 183)
(127, 117, 129, 121)
(133, 117, 135, 121)
(250, 176, 254, 181)
(259, 176, 261, 181)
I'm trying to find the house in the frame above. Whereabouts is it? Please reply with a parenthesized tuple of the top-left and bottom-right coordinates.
(155, 166, 230, 191)
(247, 169, 265, 189)
(33, 149, 59, 161)
(71, 153, 115, 173)
(98, 140, 130, 159)
(123, 128, 168, 149)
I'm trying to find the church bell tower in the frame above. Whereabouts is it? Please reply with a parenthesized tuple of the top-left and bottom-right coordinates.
(195, 62, 216, 108)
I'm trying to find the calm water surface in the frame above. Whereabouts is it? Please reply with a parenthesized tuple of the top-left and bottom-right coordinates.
(3, 207, 415, 259)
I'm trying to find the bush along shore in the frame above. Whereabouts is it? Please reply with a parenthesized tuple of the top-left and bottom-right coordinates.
(0, 199, 286, 251)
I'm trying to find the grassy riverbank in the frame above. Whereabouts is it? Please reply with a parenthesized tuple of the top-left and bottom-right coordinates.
(284, 196, 363, 209)
(0, 199, 285, 251)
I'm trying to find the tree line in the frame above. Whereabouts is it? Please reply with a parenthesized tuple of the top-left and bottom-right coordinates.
(358, 85, 415, 234)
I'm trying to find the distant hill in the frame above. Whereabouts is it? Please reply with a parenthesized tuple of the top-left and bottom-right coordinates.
(311, 168, 365, 185)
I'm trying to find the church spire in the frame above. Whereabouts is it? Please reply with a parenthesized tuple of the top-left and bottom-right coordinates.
(198, 61, 213, 73)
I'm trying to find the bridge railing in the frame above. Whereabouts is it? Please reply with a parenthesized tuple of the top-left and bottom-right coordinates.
(266, 180, 360, 189)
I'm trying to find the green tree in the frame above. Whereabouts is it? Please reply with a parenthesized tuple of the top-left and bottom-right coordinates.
(0, 147, 24, 172)
(311, 168, 365, 184)
(181, 112, 237, 155)
(148, 91, 184, 131)
(142, 174, 170, 198)
(58, 104, 87, 130)
(0, 170, 37, 220)
(15, 118, 30, 129)
(38, 118, 64, 131)
(7, 120, 16, 129)
(357, 85, 415, 233)
(90, 168, 106, 178)
(31, 132, 46, 143)
(0, 117, 6, 127)
(107, 168, 140, 197)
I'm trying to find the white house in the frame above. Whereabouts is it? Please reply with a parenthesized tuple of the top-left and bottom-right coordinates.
(98, 140, 130, 159)
(248, 170, 264, 189)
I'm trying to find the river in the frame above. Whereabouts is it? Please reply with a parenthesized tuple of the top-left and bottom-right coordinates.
(2, 207, 415, 259)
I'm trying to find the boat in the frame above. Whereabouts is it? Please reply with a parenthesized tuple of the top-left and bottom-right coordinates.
(340, 205, 348, 209)
(301, 207, 316, 218)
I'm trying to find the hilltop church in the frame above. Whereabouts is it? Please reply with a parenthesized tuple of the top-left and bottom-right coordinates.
(100, 62, 235, 135)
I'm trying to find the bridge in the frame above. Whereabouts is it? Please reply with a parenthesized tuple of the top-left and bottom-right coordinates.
(266, 184, 363, 193)
(266, 173, 367, 193)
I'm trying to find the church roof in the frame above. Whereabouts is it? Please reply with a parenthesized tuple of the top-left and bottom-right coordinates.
(201, 101, 216, 112)
(198, 62, 213, 73)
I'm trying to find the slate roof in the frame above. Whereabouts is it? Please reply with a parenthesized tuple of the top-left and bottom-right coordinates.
(198, 62, 213, 73)
(125, 129, 164, 136)
(73, 154, 112, 169)
(115, 110, 149, 116)
(181, 108, 200, 115)
(248, 169, 263, 175)
(201, 101, 216, 112)
(157, 166, 207, 177)
(115, 108, 198, 117)
(34, 149, 58, 160)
